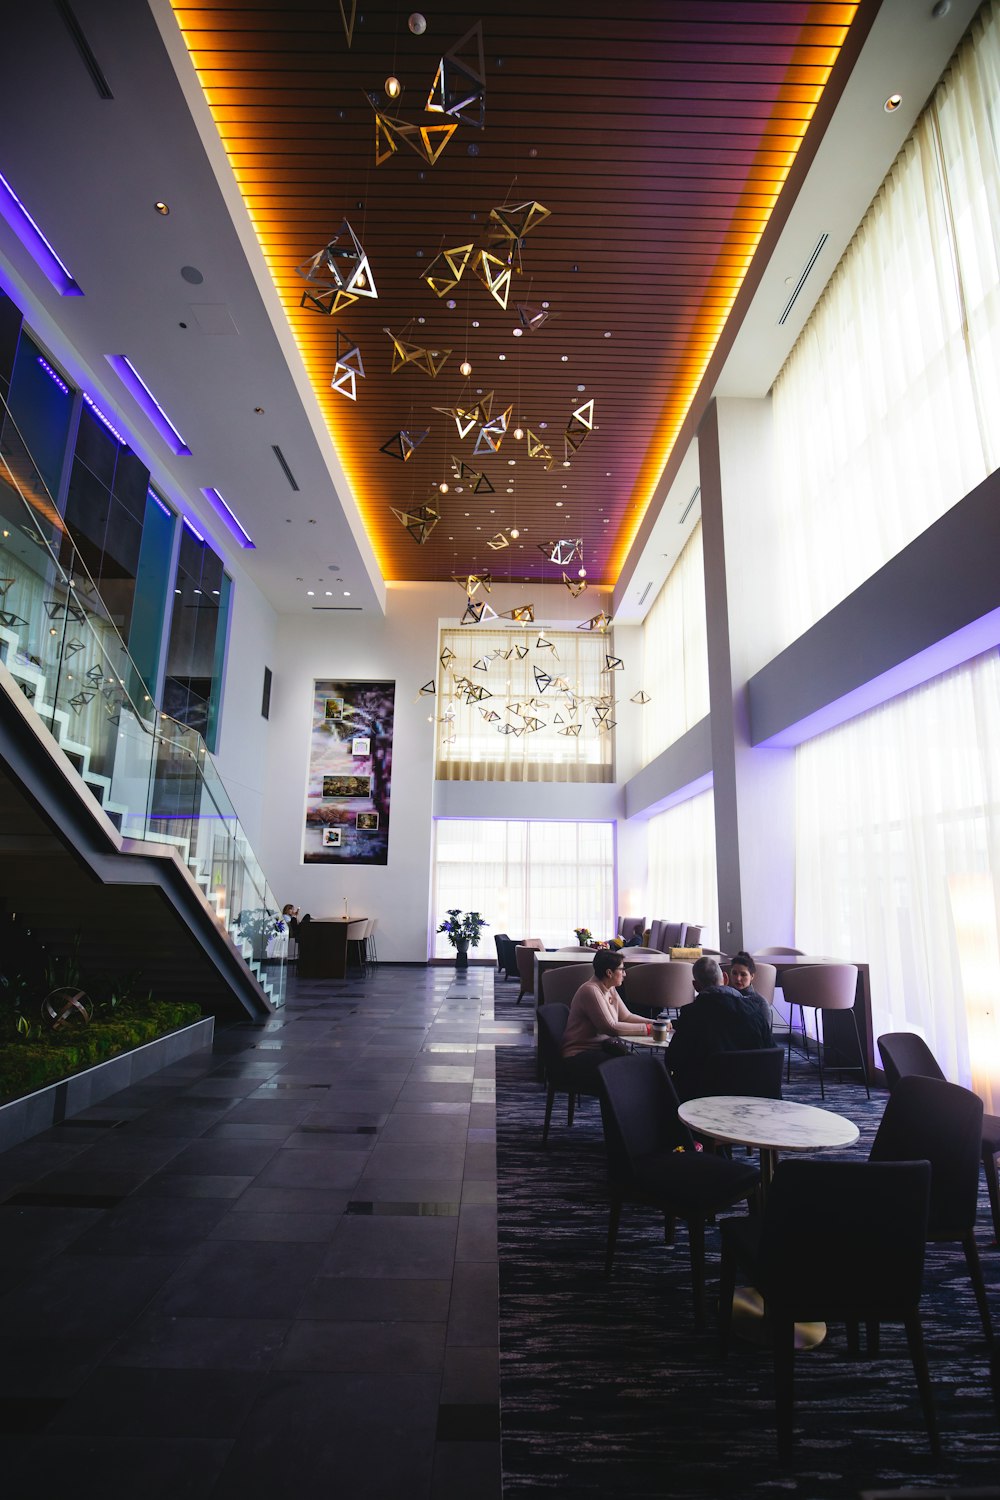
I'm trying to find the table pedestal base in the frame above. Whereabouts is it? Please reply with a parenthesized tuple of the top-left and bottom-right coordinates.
(731, 1286, 827, 1350)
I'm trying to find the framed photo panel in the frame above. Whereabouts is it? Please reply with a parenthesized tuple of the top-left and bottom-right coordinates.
(304, 679, 394, 864)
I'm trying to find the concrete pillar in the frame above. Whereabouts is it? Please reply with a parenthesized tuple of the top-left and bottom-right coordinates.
(698, 397, 796, 952)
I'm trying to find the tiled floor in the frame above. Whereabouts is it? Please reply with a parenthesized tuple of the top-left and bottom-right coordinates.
(0, 961, 527, 1498)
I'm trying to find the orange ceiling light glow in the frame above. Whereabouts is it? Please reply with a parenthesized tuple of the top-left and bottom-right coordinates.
(171, 2, 858, 589)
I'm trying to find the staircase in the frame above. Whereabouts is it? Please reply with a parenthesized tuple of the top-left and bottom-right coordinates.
(0, 399, 281, 1020)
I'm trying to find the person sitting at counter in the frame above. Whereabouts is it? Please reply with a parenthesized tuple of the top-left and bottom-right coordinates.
(667, 955, 773, 1101)
(561, 950, 654, 1085)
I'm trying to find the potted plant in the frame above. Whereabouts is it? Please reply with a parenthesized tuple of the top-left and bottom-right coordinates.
(437, 909, 488, 969)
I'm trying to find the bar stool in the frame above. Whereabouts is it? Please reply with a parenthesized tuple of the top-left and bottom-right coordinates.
(346, 917, 369, 975)
(780, 964, 869, 1099)
(365, 916, 378, 970)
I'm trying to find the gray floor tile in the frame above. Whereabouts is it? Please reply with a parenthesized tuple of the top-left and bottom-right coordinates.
(298, 1276, 452, 1322)
(48, 1366, 262, 1436)
(275, 1317, 447, 1373)
(321, 1214, 459, 1279)
(105, 1312, 289, 1371)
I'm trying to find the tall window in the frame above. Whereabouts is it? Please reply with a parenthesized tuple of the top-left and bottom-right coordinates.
(641, 521, 709, 766)
(765, 2, 1000, 660)
(645, 788, 719, 948)
(435, 628, 613, 782)
(432, 819, 615, 955)
(795, 650, 1000, 1111)
(163, 524, 232, 750)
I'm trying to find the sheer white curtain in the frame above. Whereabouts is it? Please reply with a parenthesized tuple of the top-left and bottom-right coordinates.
(432, 818, 615, 955)
(641, 521, 709, 765)
(435, 628, 613, 782)
(795, 649, 1000, 1111)
(765, 2, 1000, 661)
(645, 788, 719, 948)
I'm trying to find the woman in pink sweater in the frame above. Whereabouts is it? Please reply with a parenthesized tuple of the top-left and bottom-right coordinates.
(561, 950, 654, 1084)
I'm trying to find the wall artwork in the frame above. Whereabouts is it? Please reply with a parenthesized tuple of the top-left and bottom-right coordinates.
(305, 679, 394, 863)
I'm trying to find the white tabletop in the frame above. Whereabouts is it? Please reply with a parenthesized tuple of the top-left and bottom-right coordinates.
(626, 1033, 672, 1050)
(676, 1095, 859, 1153)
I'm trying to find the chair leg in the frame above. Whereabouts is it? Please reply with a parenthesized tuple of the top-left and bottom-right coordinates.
(771, 1315, 796, 1455)
(717, 1243, 736, 1359)
(687, 1216, 707, 1330)
(786, 1006, 795, 1083)
(567, 1092, 576, 1128)
(605, 1199, 621, 1276)
(814, 1009, 825, 1100)
(961, 1230, 994, 1342)
(850, 1007, 871, 1098)
(865, 1319, 881, 1357)
(982, 1146, 1000, 1248)
(904, 1313, 941, 1456)
(542, 1085, 555, 1146)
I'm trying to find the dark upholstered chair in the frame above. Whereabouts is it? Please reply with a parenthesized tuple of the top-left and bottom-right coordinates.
(494, 932, 521, 980)
(718, 1159, 937, 1456)
(684, 924, 703, 948)
(596, 1056, 759, 1328)
(690, 1046, 784, 1103)
(878, 1030, 1000, 1248)
(869, 1073, 993, 1342)
(536, 1003, 601, 1146)
(650, 920, 686, 953)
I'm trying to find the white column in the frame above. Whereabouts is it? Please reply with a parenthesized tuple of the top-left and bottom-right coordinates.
(698, 397, 796, 952)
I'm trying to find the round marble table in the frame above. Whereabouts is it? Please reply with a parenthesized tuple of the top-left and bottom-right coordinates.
(676, 1095, 859, 1193)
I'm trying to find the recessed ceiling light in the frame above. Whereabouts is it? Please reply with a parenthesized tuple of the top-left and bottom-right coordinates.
(556, 501, 563, 507)
(560, 355, 569, 362)
(512, 328, 522, 337)
(498, 353, 506, 360)
(154, 201, 170, 215)
(884, 93, 902, 112)
(603, 331, 611, 338)
(344, 591, 351, 597)
(307, 590, 315, 595)
(577, 384, 586, 392)
(325, 590, 332, 596)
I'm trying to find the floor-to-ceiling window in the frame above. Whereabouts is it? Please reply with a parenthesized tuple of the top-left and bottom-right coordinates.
(162, 522, 231, 751)
(763, 1, 1000, 670)
(432, 819, 615, 956)
(640, 521, 709, 766)
(645, 788, 719, 948)
(795, 649, 1000, 1110)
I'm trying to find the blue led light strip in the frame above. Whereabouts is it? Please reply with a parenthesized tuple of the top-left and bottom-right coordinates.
(106, 354, 191, 456)
(201, 486, 254, 550)
(36, 355, 69, 394)
(82, 392, 127, 446)
(0, 169, 82, 296)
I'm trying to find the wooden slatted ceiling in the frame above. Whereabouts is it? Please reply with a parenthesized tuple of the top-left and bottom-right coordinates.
(171, 1, 857, 587)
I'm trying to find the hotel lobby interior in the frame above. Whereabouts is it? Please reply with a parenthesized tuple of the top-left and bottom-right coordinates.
(1, 1, 999, 1495)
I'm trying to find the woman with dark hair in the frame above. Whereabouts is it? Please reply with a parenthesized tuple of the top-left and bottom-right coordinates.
(561, 949, 657, 1084)
(726, 952, 773, 1034)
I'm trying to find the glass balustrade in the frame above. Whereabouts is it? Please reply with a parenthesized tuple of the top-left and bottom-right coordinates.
(0, 391, 284, 1007)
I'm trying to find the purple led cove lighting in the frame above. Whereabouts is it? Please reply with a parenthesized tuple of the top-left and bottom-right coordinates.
(201, 486, 254, 550)
(81, 392, 127, 446)
(754, 606, 1000, 750)
(105, 355, 191, 456)
(182, 516, 205, 544)
(36, 355, 69, 395)
(146, 487, 173, 519)
(629, 771, 714, 822)
(0, 170, 82, 296)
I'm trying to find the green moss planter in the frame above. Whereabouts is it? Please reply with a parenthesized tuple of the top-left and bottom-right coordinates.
(0, 1006, 212, 1151)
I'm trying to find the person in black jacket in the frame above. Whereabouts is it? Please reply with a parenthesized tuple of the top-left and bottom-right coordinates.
(668, 955, 773, 1101)
(725, 951, 773, 1035)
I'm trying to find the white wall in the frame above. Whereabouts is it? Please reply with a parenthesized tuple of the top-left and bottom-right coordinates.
(213, 577, 278, 850)
(258, 581, 645, 962)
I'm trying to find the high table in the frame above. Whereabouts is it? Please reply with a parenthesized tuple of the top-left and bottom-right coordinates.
(535, 947, 669, 1005)
(297, 916, 367, 980)
(678, 1094, 860, 1348)
(751, 953, 876, 1086)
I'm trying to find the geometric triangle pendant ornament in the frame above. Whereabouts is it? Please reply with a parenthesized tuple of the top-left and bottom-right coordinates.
(380, 428, 429, 461)
(427, 22, 486, 129)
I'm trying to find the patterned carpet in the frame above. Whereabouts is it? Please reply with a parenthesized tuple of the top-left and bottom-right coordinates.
(495, 1017, 1000, 1499)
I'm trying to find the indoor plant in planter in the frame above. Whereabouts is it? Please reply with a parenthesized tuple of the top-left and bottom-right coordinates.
(437, 909, 488, 969)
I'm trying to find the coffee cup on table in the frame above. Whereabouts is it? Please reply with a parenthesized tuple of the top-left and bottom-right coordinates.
(651, 1020, 669, 1043)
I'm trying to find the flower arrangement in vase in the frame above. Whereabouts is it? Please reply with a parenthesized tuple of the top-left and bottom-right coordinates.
(574, 927, 593, 946)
